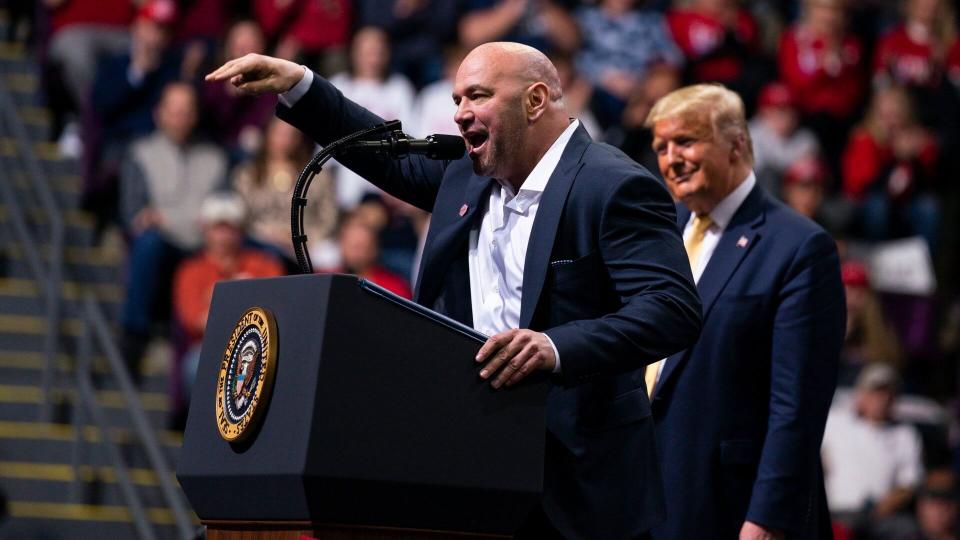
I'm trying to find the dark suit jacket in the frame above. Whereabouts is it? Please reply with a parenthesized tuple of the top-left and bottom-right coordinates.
(650, 186, 845, 539)
(278, 74, 702, 540)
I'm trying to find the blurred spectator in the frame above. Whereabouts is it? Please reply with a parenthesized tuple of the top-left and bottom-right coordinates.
(459, 0, 580, 55)
(323, 216, 412, 299)
(909, 470, 960, 540)
(666, 0, 767, 109)
(232, 117, 338, 268)
(119, 82, 228, 380)
(43, 0, 134, 134)
(329, 26, 416, 208)
(551, 53, 602, 138)
(410, 45, 465, 137)
(874, 0, 956, 91)
(608, 65, 681, 179)
(355, 0, 462, 88)
(254, 0, 351, 73)
(839, 260, 903, 385)
(84, 0, 181, 223)
(822, 364, 924, 537)
(173, 192, 285, 408)
(574, 0, 682, 128)
(778, 0, 865, 171)
(748, 81, 821, 193)
(841, 85, 940, 248)
(781, 155, 827, 220)
(200, 20, 277, 161)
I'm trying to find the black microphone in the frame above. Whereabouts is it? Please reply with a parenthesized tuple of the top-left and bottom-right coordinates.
(343, 131, 465, 160)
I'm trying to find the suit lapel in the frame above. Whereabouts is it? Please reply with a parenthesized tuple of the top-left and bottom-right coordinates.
(655, 186, 766, 396)
(518, 126, 590, 328)
(415, 174, 495, 306)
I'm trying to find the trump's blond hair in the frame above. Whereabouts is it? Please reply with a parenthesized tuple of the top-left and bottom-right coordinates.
(645, 84, 754, 164)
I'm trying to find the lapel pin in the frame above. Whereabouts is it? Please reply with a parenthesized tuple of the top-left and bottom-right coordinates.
(459, 203, 469, 217)
(737, 236, 748, 248)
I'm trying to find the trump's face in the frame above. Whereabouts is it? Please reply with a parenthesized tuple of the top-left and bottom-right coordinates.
(452, 50, 527, 180)
(652, 113, 736, 215)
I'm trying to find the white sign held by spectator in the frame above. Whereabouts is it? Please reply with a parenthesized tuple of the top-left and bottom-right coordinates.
(869, 237, 936, 296)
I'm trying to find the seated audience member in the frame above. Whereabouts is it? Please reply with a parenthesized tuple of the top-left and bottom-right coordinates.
(910, 470, 960, 540)
(458, 0, 580, 55)
(254, 0, 351, 72)
(43, 0, 134, 139)
(822, 364, 923, 536)
(839, 260, 903, 386)
(119, 82, 228, 381)
(411, 45, 465, 137)
(781, 156, 827, 220)
(778, 0, 865, 168)
(666, 0, 765, 108)
(873, 0, 960, 137)
(551, 53, 602, 139)
(329, 27, 416, 209)
(200, 20, 277, 162)
(574, 0, 682, 127)
(841, 85, 940, 248)
(232, 117, 338, 268)
(354, 0, 462, 88)
(748, 82, 821, 194)
(608, 65, 681, 180)
(173, 192, 285, 410)
(322, 217, 412, 299)
(84, 0, 181, 220)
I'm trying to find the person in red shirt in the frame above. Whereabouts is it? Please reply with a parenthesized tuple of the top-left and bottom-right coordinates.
(841, 85, 940, 247)
(666, 0, 765, 108)
(874, 0, 956, 90)
(322, 216, 413, 299)
(172, 192, 285, 418)
(778, 0, 866, 177)
(253, 0, 352, 73)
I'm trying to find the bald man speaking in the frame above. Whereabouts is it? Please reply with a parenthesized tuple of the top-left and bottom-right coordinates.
(208, 43, 701, 539)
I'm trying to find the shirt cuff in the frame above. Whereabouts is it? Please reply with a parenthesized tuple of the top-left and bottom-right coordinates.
(278, 65, 312, 108)
(544, 333, 561, 374)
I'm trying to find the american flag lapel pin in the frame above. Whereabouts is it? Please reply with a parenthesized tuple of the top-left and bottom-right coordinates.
(459, 203, 469, 217)
(737, 235, 749, 248)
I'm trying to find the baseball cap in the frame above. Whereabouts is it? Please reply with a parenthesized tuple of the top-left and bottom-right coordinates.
(200, 192, 247, 227)
(758, 82, 795, 109)
(137, 0, 178, 26)
(855, 363, 899, 390)
(841, 260, 869, 288)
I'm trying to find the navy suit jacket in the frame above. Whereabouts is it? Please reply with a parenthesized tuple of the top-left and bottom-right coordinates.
(278, 74, 702, 540)
(649, 186, 845, 539)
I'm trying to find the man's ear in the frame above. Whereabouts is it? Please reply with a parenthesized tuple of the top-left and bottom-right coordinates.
(526, 82, 550, 123)
(728, 132, 747, 163)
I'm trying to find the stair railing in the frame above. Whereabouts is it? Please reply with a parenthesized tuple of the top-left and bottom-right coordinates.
(0, 68, 63, 422)
(0, 64, 194, 539)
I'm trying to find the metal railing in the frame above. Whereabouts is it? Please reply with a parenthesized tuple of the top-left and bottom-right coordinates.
(0, 61, 194, 539)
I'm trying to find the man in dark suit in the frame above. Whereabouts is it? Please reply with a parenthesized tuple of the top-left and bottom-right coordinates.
(645, 84, 846, 539)
(207, 43, 702, 539)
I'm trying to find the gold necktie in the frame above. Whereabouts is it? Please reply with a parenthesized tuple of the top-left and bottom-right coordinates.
(645, 214, 713, 397)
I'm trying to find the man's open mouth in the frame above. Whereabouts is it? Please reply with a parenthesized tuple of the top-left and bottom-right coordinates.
(464, 132, 489, 156)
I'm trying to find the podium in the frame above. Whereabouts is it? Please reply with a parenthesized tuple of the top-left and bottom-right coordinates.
(177, 274, 547, 539)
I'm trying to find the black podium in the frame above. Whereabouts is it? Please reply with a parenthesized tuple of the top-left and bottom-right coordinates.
(177, 274, 547, 539)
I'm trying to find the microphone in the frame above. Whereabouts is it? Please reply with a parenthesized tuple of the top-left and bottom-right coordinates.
(344, 131, 465, 160)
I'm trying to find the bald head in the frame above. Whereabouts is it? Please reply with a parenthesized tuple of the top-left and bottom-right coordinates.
(453, 42, 571, 188)
(462, 42, 564, 104)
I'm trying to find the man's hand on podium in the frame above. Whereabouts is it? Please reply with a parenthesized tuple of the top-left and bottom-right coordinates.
(475, 329, 557, 389)
(205, 53, 304, 96)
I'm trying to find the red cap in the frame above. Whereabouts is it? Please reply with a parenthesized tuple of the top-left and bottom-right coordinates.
(137, 0, 177, 26)
(758, 82, 795, 109)
(842, 260, 870, 288)
(783, 157, 829, 187)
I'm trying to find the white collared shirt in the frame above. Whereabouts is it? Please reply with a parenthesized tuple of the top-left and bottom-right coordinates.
(683, 171, 756, 283)
(468, 120, 580, 370)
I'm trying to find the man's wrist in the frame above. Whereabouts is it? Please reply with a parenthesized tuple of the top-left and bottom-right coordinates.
(278, 65, 311, 108)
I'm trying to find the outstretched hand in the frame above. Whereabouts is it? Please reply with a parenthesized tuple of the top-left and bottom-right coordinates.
(205, 53, 304, 96)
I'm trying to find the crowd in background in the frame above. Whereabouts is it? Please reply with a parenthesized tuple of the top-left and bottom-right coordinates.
(14, 0, 960, 538)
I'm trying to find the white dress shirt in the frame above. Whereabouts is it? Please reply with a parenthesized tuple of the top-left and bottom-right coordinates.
(682, 171, 756, 283)
(468, 121, 580, 371)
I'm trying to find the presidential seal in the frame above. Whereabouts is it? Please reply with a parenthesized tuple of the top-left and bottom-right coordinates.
(215, 307, 278, 442)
